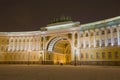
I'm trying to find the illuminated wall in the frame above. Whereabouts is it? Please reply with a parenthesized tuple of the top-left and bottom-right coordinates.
(0, 16, 120, 65)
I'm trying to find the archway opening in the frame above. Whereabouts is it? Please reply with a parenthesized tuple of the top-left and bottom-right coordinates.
(47, 37, 71, 65)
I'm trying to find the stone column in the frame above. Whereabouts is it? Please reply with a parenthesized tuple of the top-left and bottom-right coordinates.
(20, 38, 23, 51)
(71, 32, 75, 61)
(16, 38, 19, 51)
(110, 28, 114, 46)
(94, 31, 96, 48)
(105, 29, 108, 46)
(12, 37, 15, 52)
(77, 31, 80, 61)
(117, 26, 120, 45)
(83, 33, 86, 48)
(88, 31, 91, 48)
(28, 37, 31, 50)
(36, 36, 39, 51)
(24, 37, 27, 51)
(42, 35, 46, 63)
(8, 38, 11, 51)
(99, 30, 102, 47)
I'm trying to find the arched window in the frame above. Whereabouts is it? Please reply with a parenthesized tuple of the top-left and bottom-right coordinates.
(107, 29, 111, 34)
(113, 28, 117, 33)
(90, 32, 93, 36)
(75, 33, 78, 39)
(101, 31, 105, 35)
(86, 33, 88, 37)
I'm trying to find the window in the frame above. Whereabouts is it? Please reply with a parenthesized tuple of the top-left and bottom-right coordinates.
(108, 52, 112, 59)
(102, 52, 105, 59)
(91, 53, 94, 59)
(96, 40, 99, 46)
(75, 33, 78, 39)
(86, 33, 88, 37)
(113, 28, 117, 33)
(81, 43, 83, 48)
(80, 53, 83, 58)
(96, 32, 99, 36)
(115, 52, 119, 58)
(86, 41, 89, 47)
(96, 52, 100, 59)
(114, 38, 118, 45)
(68, 33, 72, 39)
(107, 29, 110, 34)
(86, 53, 89, 58)
(108, 39, 111, 46)
(49, 55, 51, 60)
(101, 40, 105, 47)
(101, 31, 105, 35)
(90, 32, 94, 36)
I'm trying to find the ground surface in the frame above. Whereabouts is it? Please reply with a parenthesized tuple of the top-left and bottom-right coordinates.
(0, 65, 120, 80)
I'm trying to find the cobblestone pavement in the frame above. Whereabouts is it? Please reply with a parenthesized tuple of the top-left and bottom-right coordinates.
(0, 65, 120, 80)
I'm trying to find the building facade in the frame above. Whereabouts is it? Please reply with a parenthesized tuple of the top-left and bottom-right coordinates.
(0, 16, 120, 65)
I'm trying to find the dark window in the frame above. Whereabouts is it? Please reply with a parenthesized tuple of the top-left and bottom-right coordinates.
(86, 33, 88, 37)
(75, 33, 78, 39)
(107, 29, 111, 34)
(102, 52, 105, 59)
(101, 40, 105, 47)
(115, 52, 119, 58)
(108, 52, 112, 59)
(108, 39, 111, 46)
(101, 31, 105, 35)
(113, 28, 117, 33)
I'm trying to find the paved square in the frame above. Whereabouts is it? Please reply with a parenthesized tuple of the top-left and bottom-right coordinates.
(0, 65, 120, 80)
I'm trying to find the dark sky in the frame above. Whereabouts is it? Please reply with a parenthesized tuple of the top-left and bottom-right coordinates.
(0, 0, 120, 32)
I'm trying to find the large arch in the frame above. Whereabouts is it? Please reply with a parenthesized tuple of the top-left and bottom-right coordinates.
(46, 36, 72, 64)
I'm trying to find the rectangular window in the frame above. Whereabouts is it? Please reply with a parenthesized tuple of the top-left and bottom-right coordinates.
(102, 52, 105, 59)
(96, 52, 100, 59)
(96, 32, 99, 36)
(108, 52, 112, 59)
(115, 52, 119, 58)
(91, 53, 94, 59)
(108, 39, 111, 46)
(86, 53, 89, 58)
(80, 53, 83, 58)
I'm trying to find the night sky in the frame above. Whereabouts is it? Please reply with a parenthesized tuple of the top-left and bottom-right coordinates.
(0, 0, 120, 32)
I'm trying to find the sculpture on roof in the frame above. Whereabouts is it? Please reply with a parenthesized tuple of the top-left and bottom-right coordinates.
(49, 16, 72, 24)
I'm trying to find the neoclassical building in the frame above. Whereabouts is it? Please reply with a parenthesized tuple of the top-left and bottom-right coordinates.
(0, 16, 120, 65)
